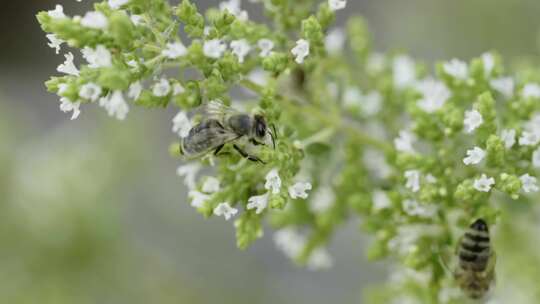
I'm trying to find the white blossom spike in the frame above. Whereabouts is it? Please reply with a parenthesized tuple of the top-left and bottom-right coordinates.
(481, 53, 495, 77)
(532, 147, 540, 168)
(128, 81, 142, 100)
(372, 190, 391, 211)
(306, 248, 333, 271)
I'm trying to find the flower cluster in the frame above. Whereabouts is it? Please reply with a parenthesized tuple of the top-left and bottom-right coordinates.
(38, 0, 540, 302)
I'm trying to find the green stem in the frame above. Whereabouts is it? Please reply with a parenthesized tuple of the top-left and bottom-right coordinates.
(240, 79, 393, 153)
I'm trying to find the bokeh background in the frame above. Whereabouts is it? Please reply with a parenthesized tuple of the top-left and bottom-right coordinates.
(2, 1, 540, 303)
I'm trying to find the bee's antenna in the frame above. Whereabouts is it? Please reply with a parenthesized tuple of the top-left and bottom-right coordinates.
(270, 123, 277, 149)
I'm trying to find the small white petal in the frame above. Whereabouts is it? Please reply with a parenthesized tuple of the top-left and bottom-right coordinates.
(203, 39, 227, 59)
(463, 109, 483, 133)
(48, 5, 66, 19)
(257, 39, 274, 57)
(213, 202, 238, 220)
(463, 147, 486, 165)
(46, 34, 64, 54)
(291, 39, 310, 64)
(162, 42, 188, 59)
(328, 0, 347, 11)
(201, 176, 220, 193)
(481, 53, 495, 77)
(310, 187, 334, 213)
(404, 170, 421, 192)
(473, 174, 495, 192)
(393, 55, 416, 89)
(188, 190, 210, 208)
(219, 0, 249, 21)
(273, 228, 306, 259)
(306, 248, 333, 271)
(81, 11, 108, 29)
(128, 81, 142, 100)
(520, 174, 539, 193)
(264, 168, 282, 194)
(172, 111, 192, 138)
(288, 182, 312, 199)
(372, 190, 391, 211)
(99, 91, 129, 120)
(108, 0, 129, 9)
(57, 52, 80, 76)
(176, 163, 201, 190)
(173, 83, 185, 95)
(79, 83, 102, 101)
(518, 131, 540, 146)
(490, 77, 514, 98)
(532, 147, 540, 168)
(443, 59, 468, 80)
(152, 78, 171, 97)
(500, 129, 516, 149)
(394, 130, 416, 154)
(59, 97, 81, 120)
(415, 78, 451, 113)
(325, 28, 345, 55)
(522, 83, 540, 99)
(247, 192, 269, 214)
(82, 45, 112, 68)
(230, 39, 251, 63)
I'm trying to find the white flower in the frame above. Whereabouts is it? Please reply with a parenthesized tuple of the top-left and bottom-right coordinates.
(219, 0, 248, 21)
(363, 148, 392, 179)
(202, 176, 220, 193)
(162, 42, 188, 59)
(404, 170, 421, 192)
(522, 83, 540, 99)
(247, 192, 269, 214)
(415, 78, 451, 113)
(426, 174, 437, 183)
(99, 91, 129, 120)
(325, 28, 345, 55)
(310, 187, 334, 213)
(130, 14, 143, 26)
(46, 34, 63, 54)
(108, 0, 129, 9)
(264, 168, 282, 194)
(367, 53, 385, 74)
(57, 52, 80, 76)
(473, 174, 495, 192)
(328, 0, 347, 11)
(152, 78, 171, 97)
(520, 174, 538, 193)
(463, 146, 486, 165)
(394, 130, 416, 153)
(402, 199, 436, 218)
(79, 83, 102, 101)
(257, 39, 274, 57)
(372, 190, 391, 211)
(82, 45, 112, 68)
(203, 39, 227, 58)
(489, 77, 514, 98)
(532, 147, 540, 168)
(273, 228, 305, 259)
(48, 5, 66, 19)
(288, 182, 312, 199)
(291, 39, 310, 64)
(443, 58, 468, 80)
(463, 109, 483, 133)
(173, 83, 185, 95)
(519, 131, 540, 146)
(230, 39, 251, 63)
(361, 91, 383, 116)
(481, 53, 495, 77)
(172, 111, 192, 138)
(393, 55, 416, 89)
(213, 202, 238, 220)
(128, 81, 142, 100)
(176, 163, 201, 190)
(188, 190, 210, 208)
(343, 87, 362, 108)
(59, 97, 81, 120)
(81, 11, 108, 29)
(500, 129, 516, 149)
(307, 248, 333, 271)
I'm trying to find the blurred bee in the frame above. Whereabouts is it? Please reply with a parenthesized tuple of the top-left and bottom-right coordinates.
(180, 101, 276, 164)
(453, 218, 497, 300)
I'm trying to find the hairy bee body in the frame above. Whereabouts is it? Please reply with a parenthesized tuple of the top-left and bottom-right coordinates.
(455, 219, 496, 300)
(181, 119, 237, 156)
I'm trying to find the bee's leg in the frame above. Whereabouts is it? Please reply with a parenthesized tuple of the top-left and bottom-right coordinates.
(233, 144, 266, 164)
(250, 139, 263, 146)
(214, 144, 225, 155)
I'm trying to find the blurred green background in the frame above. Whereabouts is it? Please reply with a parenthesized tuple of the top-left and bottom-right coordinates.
(1, 1, 540, 303)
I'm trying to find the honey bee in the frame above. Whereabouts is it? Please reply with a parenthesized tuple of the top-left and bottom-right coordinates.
(180, 101, 275, 163)
(453, 218, 496, 300)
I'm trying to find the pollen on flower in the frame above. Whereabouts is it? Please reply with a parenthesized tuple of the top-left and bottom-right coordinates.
(57, 52, 79, 76)
(265, 168, 282, 194)
(415, 78, 451, 113)
(98, 91, 129, 120)
(328, 0, 347, 11)
(404, 170, 421, 192)
(172, 111, 192, 138)
(203, 39, 227, 59)
(257, 39, 274, 57)
(325, 28, 346, 55)
(442, 58, 468, 80)
(152, 78, 171, 97)
(82, 45, 112, 68)
(247, 192, 269, 214)
(490, 77, 514, 98)
(80, 11, 108, 29)
(463, 146, 486, 165)
(394, 130, 416, 154)
(230, 39, 251, 63)
(520, 174, 538, 193)
(201, 176, 220, 193)
(473, 174, 495, 192)
(463, 109, 483, 133)
(79, 83, 102, 101)
(162, 42, 188, 59)
(288, 182, 312, 199)
(500, 129, 516, 149)
(188, 190, 210, 208)
(213, 202, 238, 220)
(46, 34, 63, 54)
(291, 39, 310, 64)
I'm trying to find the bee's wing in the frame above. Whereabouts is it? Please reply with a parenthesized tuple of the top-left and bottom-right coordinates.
(190, 100, 241, 121)
(182, 120, 240, 158)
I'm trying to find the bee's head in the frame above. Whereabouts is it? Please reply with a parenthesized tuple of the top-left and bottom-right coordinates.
(470, 218, 488, 232)
(253, 114, 276, 149)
